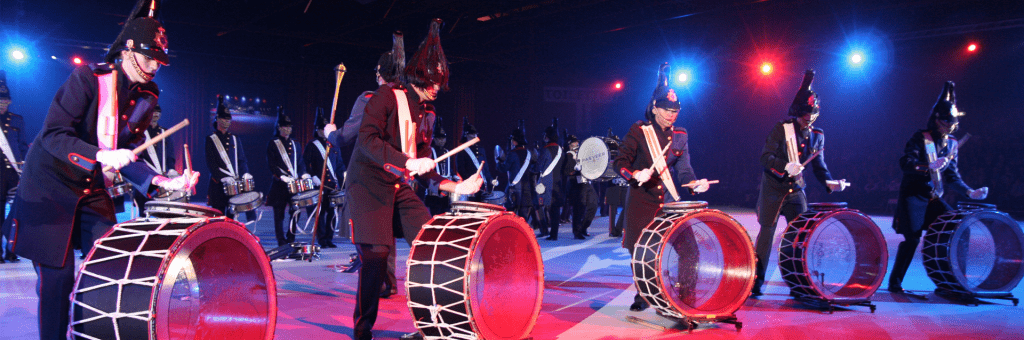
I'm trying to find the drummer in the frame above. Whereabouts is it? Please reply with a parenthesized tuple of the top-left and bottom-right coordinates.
(538, 121, 565, 240)
(304, 108, 343, 248)
(7, 5, 199, 338)
(614, 63, 709, 312)
(0, 70, 29, 264)
(751, 70, 848, 297)
(455, 118, 491, 202)
(564, 135, 598, 240)
(423, 115, 456, 215)
(134, 104, 178, 206)
(497, 124, 536, 225)
(205, 95, 253, 219)
(321, 20, 482, 340)
(888, 81, 988, 294)
(266, 107, 306, 247)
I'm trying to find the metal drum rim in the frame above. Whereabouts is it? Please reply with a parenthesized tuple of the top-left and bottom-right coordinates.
(931, 209, 1024, 295)
(451, 201, 506, 214)
(787, 209, 888, 302)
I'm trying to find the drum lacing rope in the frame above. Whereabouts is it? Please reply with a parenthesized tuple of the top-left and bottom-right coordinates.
(407, 217, 484, 340)
(71, 219, 192, 339)
(632, 214, 687, 320)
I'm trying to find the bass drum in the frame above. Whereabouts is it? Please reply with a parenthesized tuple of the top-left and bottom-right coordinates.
(778, 202, 887, 304)
(632, 201, 755, 320)
(407, 201, 543, 340)
(923, 203, 1024, 297)
(577, 137, 619, 181)
(70, 216, 276, 339)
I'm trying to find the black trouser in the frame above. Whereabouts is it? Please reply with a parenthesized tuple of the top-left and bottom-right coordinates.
(37, 194, 114, 340)
(273, 203, 296, 246)
(353, 244, 390, 340)
(889, 198, 951, 289)
(572, 183, 598, 238)
(547, 202, 563, 239)
(306, 195, 337, 246)
(1, 173, 16, 260)
(753, 190, 807, 291)
(609, 205, 624, 237)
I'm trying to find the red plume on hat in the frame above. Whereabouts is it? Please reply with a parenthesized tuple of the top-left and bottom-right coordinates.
(105, 0, 169, 65)
(404, 19, 449, 90)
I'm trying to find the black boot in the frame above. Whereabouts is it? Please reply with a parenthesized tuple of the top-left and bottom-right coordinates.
(629, 293, 649, 311)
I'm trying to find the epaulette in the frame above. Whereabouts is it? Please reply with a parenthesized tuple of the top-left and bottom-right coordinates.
(673, 127, 687, 134)
(361, 91, 375, 99)
(812, 127, 824, 135)
(89, 63, 116, 75)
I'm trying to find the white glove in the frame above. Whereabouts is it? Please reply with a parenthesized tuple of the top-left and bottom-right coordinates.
(454, 173, 483, 196)
(969, 187, 989, 200)
(928, 157, 950, 170)
(406, 158, 435, 176)
(574, 163, 582, 171)
(491, 179, 499, 186)
(323, 123, 337, 137)
(691, 179, 710, 193)
(301, 173, 311, 179)
(312, 176, 322, 186)
(96, 149, 136, 170)
(242, 173, 253, 179)
(784, 162, 803, 177)
(166, 169, 180, 177)
(221, 176, 236, 185)
(280, 175, 294, 182)
(633, 168, 653, 184)
(826, 179, 850, 192)
(155, 171, 200, 191)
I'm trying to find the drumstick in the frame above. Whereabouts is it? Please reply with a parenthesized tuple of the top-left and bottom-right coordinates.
(682, 180, 719, 188)
(329, 63, 346, 123)
(433, 137, 480, 164)
(102, 119, 190, 172)
(800, 148, 823, 168)
(647, 143, 673, 174)
(184, 144, 195, 195)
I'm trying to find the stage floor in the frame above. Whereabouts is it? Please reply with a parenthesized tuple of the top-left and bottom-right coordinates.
(1, 206, 1022, 339)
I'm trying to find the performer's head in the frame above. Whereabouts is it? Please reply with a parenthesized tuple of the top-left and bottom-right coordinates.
(405, 19, 448, 102)
(647, 63, 681, 127)
(275, 106, 293, 138)
(566, 134, 580, 152)
(929, 81, 961, 137)
(433, 126, 447, 148)
(510, 129, 526, 149)
(789, 69, 820, 128)
(462, 117, 478, 142)
(215, 95, 231, 132)
(106, 0, 169, 84)
(376, 31, 405, 86)
(0, 70, 11, 114)
(313, 107, 329, 138)
(544, 118, 558, 144)
(150, 105, 162, 127)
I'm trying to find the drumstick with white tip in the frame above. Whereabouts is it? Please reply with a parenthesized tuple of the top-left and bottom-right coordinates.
(102, 119, 190, 172)
(682, 180, 720, 188)
(433, 137, 480, 163)
(184, 144, 195, 195)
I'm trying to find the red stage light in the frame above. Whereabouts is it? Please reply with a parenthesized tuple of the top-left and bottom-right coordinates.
(72, 57, 83, 65)
(760, 63, 773, 75)
(614, 82, 623, 90)
(967, 43, 978, 52)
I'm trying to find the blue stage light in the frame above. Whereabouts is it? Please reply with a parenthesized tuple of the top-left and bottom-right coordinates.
(11, 49, 25, 60)
(850, 52, 863, 65)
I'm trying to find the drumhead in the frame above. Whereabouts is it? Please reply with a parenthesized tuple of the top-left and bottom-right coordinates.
(145, 201, 223, 218)
(229, 191, 263, 205)
(291, 190, 319, 201)
(578, 137, 611, 181)
(924, 209, 1024, 296)
(467, 214, 544, 339)
(451, 201, 506, 214)
(807, 202, 848, 212)
(956, 202, 997, 211)
(661, 201, 708, 214)
(483, 191, 505, 200)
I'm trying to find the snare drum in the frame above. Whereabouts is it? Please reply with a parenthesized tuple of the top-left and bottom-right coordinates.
(224, 181, 242, 196)
(155, 187, 190, 202)
(70, 216, 276, 339)
(328, 190, 346, 208)
(632, 201, 755, 320)
(229, 191, 264, 213)
(106, 182, 133, 198)
(578, 136, 619, 181)
(144, 201, 223, 219)
(407, 201, 543, 340)
(287, 178, 315, 194)
(923, 203, 1024, 297)
(290, 190, 319, 209)
(778, 202, 887, 305)
(482, 190, 506, 206)
(223, 177, 256, 196)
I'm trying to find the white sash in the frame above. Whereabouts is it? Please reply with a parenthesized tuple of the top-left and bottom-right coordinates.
(540, 146, 563, 177)
(431, 148, 452, 178)
(464, 148, 481, 170)
(511, 149, 531, 186)
(0, 128, 21, 173)
(393, 89, 417, 159)
(96, 72, 118, 152)
(210, 134, 237, 178)
(640, 125, 680, 201)
(143, 129, 165, 173)
(274, 139, 297, 178)
(313, 140, 337, 182)
(783, 122, 800, 165)
(923, 133, 944, 197)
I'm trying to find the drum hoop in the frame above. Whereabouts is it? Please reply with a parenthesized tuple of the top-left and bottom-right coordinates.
(465, 213, 544, 339)
(230, 192, 264, 213)
(661, 201, 709, 214)
(935, 209, 1024, 295)
(578, 137, 611, 181)
(451, 201, 506, 214)
(785, 209, 888, 302)
(144, 201, 223, 218)
(292, 190, 320, 200)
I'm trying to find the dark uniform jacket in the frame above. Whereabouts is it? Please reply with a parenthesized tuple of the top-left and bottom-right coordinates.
(892, 130, 970, 234)
(205, 129, 249, 209)
(304, 134, 343, 194)
(11, 64, 159, 267)
(334, 83, 441, 246)
(266, 135, 304, 207)
(455, 141, 490, 194)
(536, 142, 562, 206)
(498, 146, 536, 208)
(759, 118, 833, 195)
(0, 111, 29, 239)
(614, 120, 697, 249)
(139, 124, 175, 174)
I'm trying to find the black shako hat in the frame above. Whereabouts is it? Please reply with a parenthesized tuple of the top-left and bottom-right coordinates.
(432, 113, 447, 138)
(377, 31, 405, 84)
(544, 118, 559, 143)
(314, 107, 328, 131)
(789, 70, 820, 117)
(646, 63, 680, 121)
(928, 81, 962, 130)
(462, 117, 477, 136)
(105, 0, 169, 65)
(275, 106, 292, 128)
(0, 70, 10, 100)
(404, 19, 449, 91)
(510, 119, 527, 146)
(215, 95, 231, 120)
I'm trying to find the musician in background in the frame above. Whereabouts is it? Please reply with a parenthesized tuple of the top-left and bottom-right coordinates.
(339, 32, 405, 164)
(0, 70, 28, 264)
(614, 63, 708, 311)
(322, 20, 481, 340)
(424, 115, 456, 215)
(605, 129, 627, 238)
(752, 70, 847, 297)
(564, 135, 597, 240)
(539, 123, 564, 240)
(455, 118, 490, 201)
(8, 6, 198, 337)
(205, 95, 253, 219)
(267, 107, 306, 247)
(497, 125, 535, 223)
(135, 105, 177, 205)
(888, 81, 987, 294)
(305, 108, 343, 249)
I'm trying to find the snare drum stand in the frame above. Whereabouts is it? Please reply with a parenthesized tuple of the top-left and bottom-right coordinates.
(793, 272, 877, 313)
(934, 289, 1018, 306)
(626, 313, 743, 333)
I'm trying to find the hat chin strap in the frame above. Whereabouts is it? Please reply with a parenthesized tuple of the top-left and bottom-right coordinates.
(129, 52, 155, 83)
